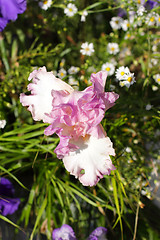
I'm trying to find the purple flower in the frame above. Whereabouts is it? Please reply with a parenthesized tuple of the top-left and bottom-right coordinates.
(52, 224, 77, 240)
(144, 0, 159, 10)
(0, 177, 20, 216)
(0, 0, 27, 31)
(87, 227, 108, 240)
(52, 224, 108, 240)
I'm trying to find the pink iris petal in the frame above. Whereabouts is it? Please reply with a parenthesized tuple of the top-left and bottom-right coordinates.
(20, 66, 73, 122)
(44, 71, 119, 158)
(63, 134, 116, 187)
(44, 71, 119, 164)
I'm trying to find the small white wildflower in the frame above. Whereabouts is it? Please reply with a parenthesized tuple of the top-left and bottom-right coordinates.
(0, 120, 6, 129)
(123, 72, 136, 88)
(137, 5, 146, 16)
(146, 104, 152, 110)
(115, 66, 130, 80)
(126, 147, 132, 153)
(153, 74, 160, 85)
(156, 14, 160, 26)
(64, 3, 78, 17)
(80, 42, 94, 56)
(81, 10, 88, 22)
(136, 0, 145, 6)
(59, 59, 65, 68)
(146, 12, 157, 26)
(152, 44, 157, 52)
(39, 0, 52, 10)
(121, 19, 131, 31)
(152, 85, 158, 91)
(116, 66, 135, 88)
(110, 58, 117, 66)
(124, 33, 132, 40)
(110, 16, 123, 30)
(68, 66, 79, 75)
(101, 62, 115, 76)
(58, 68, 67, 79)
(119, 81, 125, 87)
(150, 58, 158, 66)
(52, 70, 57, 76)
(68, 76, 79, 90)
(107, 43, 119, 55)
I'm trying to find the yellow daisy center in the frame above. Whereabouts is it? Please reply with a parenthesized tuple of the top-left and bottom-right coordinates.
(106, 67, 110, 71)
(60, 72, 64, 77)
(137, 0, 141, 4)
(43, 0, 48, 4)
(127, 23, 130, 27)
(85, 47, 90, 52)
(120, 71, 125, 76)
(128, 77, 132, 82)
(115, 20, 119, 24)
(157, 78, 160, 82)
(111, 47, 115, 51)
(150, 17, 155, 22)
(69, 8, 73, 12)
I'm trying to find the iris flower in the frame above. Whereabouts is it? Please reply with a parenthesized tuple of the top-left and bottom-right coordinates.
(0, 0, 27, 31)
(20, 68, 119, 186)
(0, 177, 20, 216)
(52, 224, 108, 240)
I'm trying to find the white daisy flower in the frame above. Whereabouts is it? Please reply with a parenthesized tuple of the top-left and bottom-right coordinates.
(146, 12, 157, 26)
(126, 147, 132, 153)
(110, 58, 117, 66)
(137, 5, 146, 16)
(150, 58, 158, 66)
(64, 3, 78, 17)
(39, 0, 52, 10)
(121, 19, 131, 31)
(123, 72, 136, 88)
(80, 42, 94, 56)
(58, 68, 67, 79)
(59, 59, 65, 68)
(68, 76, 79, 90)
(124, 33, 131, 40)
(0, 120, 6, 129)
(136, 0, 145, 6)
(119, 81, 125, 87)
(146, 104, 152, 110)
(153, 74, 160, 85)
(68, 66, 79, 75)
(107, 43, 119, 55)
(81, 10, 88, 22)
(116, 66, 135, 88)
(156, 14, 160, 26)
(110, 17, 123, 30)
(101, 62, 115, 76)
(152, 85, 158, 91)
(152, 44, 158, 52)
(115, 66, 130, 80)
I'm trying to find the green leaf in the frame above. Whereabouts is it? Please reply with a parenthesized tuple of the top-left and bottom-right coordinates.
(29, 197, 47, 240)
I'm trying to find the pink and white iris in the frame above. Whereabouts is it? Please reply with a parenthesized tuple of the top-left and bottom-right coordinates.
(20, 67, 119, 186)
